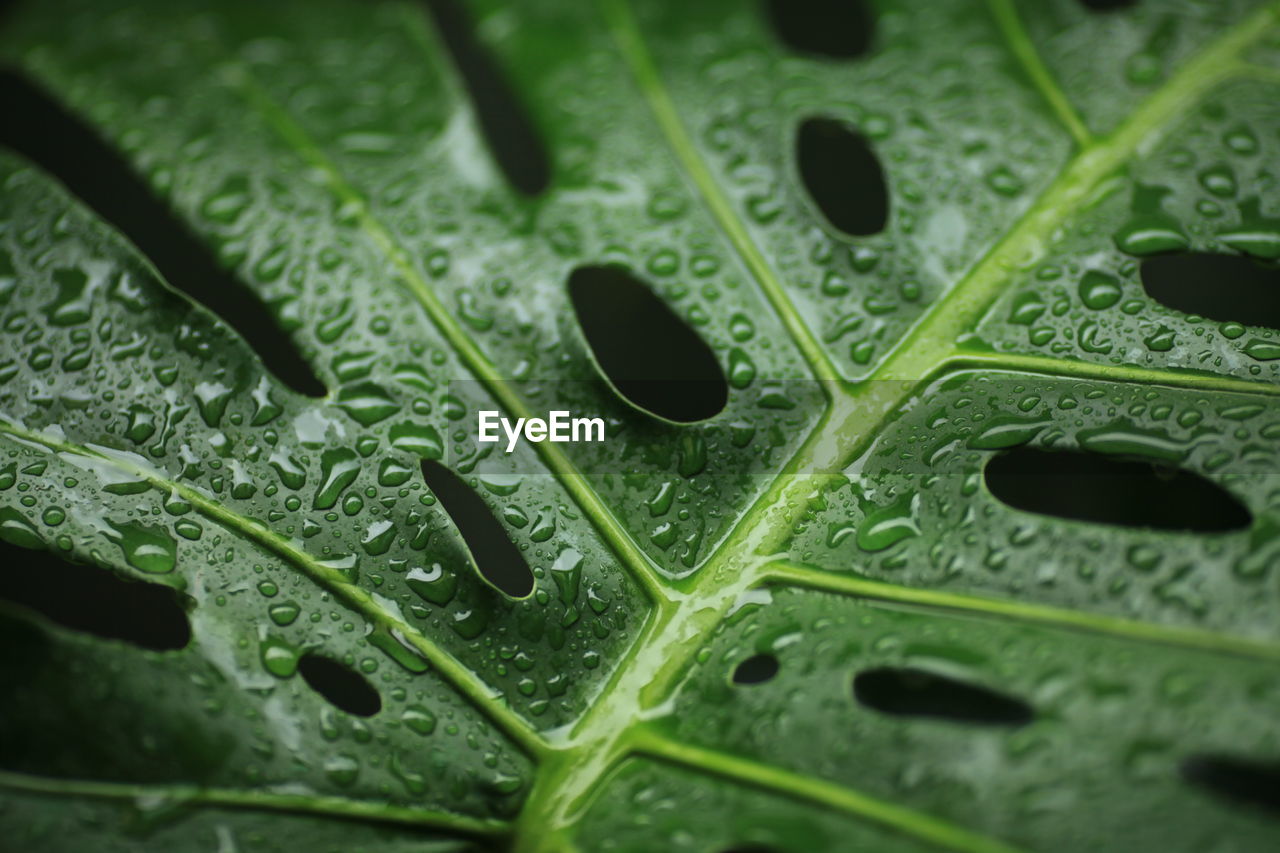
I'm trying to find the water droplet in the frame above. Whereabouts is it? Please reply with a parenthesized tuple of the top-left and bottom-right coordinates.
(336, 382, 399, 426)
(260, 636, 299, 678)
(1198, 164, 1236, 198)
(389, 422, 443, 459)
(313, 448, 360, 510)
(105, 520, 176, 574)
(406, 563, 457, 606)
(324, 753, 359, 787)
(402, 704, 437, 735)
(550, 548, 582, 605)
(268, 601, 300, 626)
(0, 507, 43, 549)
(857, 498, 918, 552)
(1078, 270, 1123, 310)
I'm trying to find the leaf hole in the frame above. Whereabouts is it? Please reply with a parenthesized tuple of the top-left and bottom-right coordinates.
(732, 653, 779, 685)
(420, 459, 535, 598)
(1140, 253, 1280, 330)
(853, 667, 1033, 726)
(796, 117, 889, 238)
(0, 536, 190, 651)
(298, 653, 381, 717)
(1078, 0, 1138, 11)
(763, 0, 874, 60)
(984, 448, 1251, 533)
(1181, 754, 1280, 818)
(0, 70, 325, 398)
(569, 265, 728, 422)
(422, 0, 550, 196)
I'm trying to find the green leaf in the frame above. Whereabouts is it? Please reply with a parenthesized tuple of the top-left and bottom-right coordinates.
(2, 1, 1280, 851)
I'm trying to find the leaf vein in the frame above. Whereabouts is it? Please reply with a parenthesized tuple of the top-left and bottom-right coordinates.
(766, 560, 1280, 662)
(0, 769, 508, 835)
(986, 0, 1093, 147)
(632, 729, 1029, 853)
(598, 0, 847, 391)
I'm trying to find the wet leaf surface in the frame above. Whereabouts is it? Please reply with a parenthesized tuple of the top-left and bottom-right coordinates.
(1, 1, 1279, 851)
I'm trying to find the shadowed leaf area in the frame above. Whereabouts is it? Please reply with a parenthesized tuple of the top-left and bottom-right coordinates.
(1, 0, 1280, 851)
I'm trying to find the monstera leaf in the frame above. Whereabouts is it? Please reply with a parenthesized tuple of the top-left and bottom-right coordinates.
(3, 0, 1280, 850)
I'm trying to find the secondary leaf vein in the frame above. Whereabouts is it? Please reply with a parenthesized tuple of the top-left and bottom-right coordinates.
(598, 0, 847, 391)
(0, 769, 508, 835)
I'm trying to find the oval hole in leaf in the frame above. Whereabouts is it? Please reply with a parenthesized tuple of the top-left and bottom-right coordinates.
(763, 0, 874, 60)
(854, 667, 1033, 726)
(985, 448, 1251, 533)
(1181, 755, 1280, 818)
(298, 653, 381, 717)
(0, 70, 325, 398)
(0, 536, 189, 651)
(421, 460, 535, 598)
(1078, 0, 1137, 11)
(1141, 253, 1280, 329)
(569, 265, 728, 422)
(732, 653, 779, 685)
(796, 117, 889, 238)
(423, 0, 550, 196)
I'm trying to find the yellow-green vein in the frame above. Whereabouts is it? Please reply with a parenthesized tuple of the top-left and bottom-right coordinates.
(577, 10, 1280, 844)
(598, 0, 846, 391)
(1237, 62, 1280, 84)
(767, 560, 1280, 663)
(871, 0, 1280, 390)
(987, 0, 1093, 147)
(632, 729, 1028, 853)
(0, 770, 508, 836)
(951, 350, 1280, 397)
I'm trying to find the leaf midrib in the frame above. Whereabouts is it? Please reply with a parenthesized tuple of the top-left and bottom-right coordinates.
(6, 2, 1280, 849)
(517, 3, 1280, 850)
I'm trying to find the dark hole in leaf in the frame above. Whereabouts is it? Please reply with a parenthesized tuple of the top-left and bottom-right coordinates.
(796, 117, 888, 238)
(732, 653, 779, 685)
(422, 0, 550, 196)
(421, 459, 534, 598)
(763, 0, 874, 60)
(1078, 0, 1138, 11)
(854, 667, 1033, 726)
(0, 70, 325, 398)
(298, 653, 381, 717)
(985, 448, 1251, 533)
(0, 614, 51, 691)
(569, 265, 728, 422)
(1141, 253, 1280, 329)
(1181, 754, 1280, 818)
(0, 537, 189, 651)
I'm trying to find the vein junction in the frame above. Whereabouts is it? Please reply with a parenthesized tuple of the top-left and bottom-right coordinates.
(4, 2, 1280, 851)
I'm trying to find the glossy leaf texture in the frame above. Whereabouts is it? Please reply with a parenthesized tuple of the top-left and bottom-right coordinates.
(1, 1, 1279, 851)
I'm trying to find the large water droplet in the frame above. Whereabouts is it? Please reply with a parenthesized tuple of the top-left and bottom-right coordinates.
(105, 520, 177, 574)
